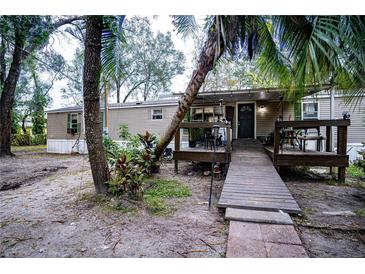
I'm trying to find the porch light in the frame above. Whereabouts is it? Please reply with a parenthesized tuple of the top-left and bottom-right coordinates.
(259, 105, 266, 111)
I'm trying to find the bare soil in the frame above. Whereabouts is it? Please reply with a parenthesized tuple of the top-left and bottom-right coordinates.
(0, 150, 227, 258)
(281, 167, 365, 258)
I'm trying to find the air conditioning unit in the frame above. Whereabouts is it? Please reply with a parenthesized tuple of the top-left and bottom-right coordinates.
(67, 128, 77, 134)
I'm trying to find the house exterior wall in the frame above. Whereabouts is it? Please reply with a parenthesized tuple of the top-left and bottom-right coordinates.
(107, 104, 177, 140)
(256, 102, 294, 139)
(46, 104, 180, 154)
(302, 92, 365, 161)
(230, 101, 293, 139)
(47, 112, 84, 140)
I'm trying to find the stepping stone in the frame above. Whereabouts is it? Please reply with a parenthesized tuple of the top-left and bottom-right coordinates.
(225, 208, 293, 225)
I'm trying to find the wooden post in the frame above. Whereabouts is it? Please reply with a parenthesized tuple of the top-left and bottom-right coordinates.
(337, 125, 347, 181)
(326, 126, 333, 174)
(174, 128, 180, 174)
(226, 126, 231, 153)
(273, 123, 280, 166)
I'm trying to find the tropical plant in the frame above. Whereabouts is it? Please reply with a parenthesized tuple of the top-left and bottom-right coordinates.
(154, 15, 365, 161)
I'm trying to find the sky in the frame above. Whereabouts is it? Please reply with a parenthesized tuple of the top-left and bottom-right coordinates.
(47, 15, 205, 110)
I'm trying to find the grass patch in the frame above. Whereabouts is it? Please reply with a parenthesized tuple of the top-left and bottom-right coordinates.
(354, 208, 365, 217)
(143, 178, 191, 217)
(347, 164, 365, 178)
(11, 145, 47, 152)
(76, 192, 138, 214)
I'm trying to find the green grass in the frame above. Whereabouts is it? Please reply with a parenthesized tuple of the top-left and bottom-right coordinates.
(354, 208, 365, 217)
(347, 164, 365, 178)
(143, 178, 191, 217)
(11, 145, 47, 152)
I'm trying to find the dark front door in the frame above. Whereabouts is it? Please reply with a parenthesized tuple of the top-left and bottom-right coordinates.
(238, 103, 255, 138)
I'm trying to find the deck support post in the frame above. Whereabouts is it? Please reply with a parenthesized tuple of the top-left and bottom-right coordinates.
(326, 126, 333, 174)
(273, 123, 280, 166)
(174, 128, 180, 174)
(337, 125, 347, 181)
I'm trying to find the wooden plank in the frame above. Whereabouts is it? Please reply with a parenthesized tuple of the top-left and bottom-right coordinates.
(218, 139, 301, 214)
(173, 150, 230, 163)
(275, 154, 348, 167)
(276, 119, 350, 128)
(174, 128, 180, 173)
(179, 122, 229, 129)
(337, 126, 347, 181)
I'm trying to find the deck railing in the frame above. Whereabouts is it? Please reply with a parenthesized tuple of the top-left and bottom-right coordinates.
(173, 121, 232, 173)
(273, 119, 350, 181)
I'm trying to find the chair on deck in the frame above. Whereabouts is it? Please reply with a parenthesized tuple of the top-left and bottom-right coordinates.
(297, 128, 326, 152)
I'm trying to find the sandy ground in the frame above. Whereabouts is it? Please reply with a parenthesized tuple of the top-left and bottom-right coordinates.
(282, 168, 365, 258)
(0, 151, 227, 258)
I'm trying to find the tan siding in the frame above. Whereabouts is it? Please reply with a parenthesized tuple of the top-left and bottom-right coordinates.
(315, 97, 365, 144)
(47, 112, 84, 140)
(256, 102, 294, 137)
(108, 105, 177, 139)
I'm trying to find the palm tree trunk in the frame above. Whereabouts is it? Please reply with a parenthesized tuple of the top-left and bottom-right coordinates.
(0, 30, 25, 157)
(83, 16, 110, 194)
(154, 28, 222, 160)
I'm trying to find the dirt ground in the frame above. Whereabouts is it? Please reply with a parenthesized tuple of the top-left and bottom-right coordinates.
(0, 150, 227, 258)
(281, 167, 365, 258)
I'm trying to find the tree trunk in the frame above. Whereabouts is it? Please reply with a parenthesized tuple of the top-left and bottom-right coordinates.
(22, 114, 28, 134)
(0, 31, 25, 157)
(154, 28, 222, 160)
(83, 16, 110, 194)
(116, 80, 121, 104)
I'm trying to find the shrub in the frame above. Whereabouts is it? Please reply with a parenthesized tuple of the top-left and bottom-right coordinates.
(32, 134, 47, 145)
(103, 130, 159, 200)
(103, 135, 123, 168)
(354, 142, 365, 176)
(11, 134, 31, 146)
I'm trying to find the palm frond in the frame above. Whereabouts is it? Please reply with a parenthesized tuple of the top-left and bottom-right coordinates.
(101, 15, 126, 81)
(170, 15, 197, 39)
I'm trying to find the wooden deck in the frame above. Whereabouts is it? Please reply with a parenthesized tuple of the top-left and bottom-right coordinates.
(218, 139, 301, 214)
(264, 146, 349, 167)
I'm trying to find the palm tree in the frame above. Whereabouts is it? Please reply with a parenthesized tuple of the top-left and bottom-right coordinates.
(82, 15, 126, 193)
(154, 15, 365, 161)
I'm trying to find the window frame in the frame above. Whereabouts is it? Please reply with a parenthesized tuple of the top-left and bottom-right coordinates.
(301, 101, 320, 120)
(151, 108, 163, 120)
(67, 112, 81, 134)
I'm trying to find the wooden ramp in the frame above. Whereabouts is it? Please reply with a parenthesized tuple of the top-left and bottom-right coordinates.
(218, 139, 301, 214)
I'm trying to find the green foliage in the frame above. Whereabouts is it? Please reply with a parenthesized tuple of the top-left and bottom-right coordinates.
(31, 134, 47, 145)
(353, 143, 365, 176)
(144, 178, 192, 198)
(11, 133, 47, 146)
(354, 208, 365, 217)
(103, 135, 123, 167)
(119, 124, 131, 139)
(104, 131, 159, 200)
(11, 134, 31, 146)
(144, 178, 191, 216)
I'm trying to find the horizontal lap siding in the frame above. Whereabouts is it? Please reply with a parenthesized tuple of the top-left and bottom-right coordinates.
(315, 97, 365, 144)
(108, 105, 177, 140)
(47, 112, 84, 140)
(256, 102, 294, 138)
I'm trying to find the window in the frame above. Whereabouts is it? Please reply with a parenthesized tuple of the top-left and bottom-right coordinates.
(191, 105, 225, 122)
(152, 109, 163, 120)
(67, 113, 81, 134)
(302, 102, 319, 120)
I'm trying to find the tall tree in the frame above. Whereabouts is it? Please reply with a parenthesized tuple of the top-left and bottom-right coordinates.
(99, 16, 184, 103)
(83, 16, 110, 194)
(0, 15, 81, 156)
(154, 15, 365, 161)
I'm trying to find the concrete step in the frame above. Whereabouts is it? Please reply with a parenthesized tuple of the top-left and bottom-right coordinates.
(225, 208, 293, 225)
